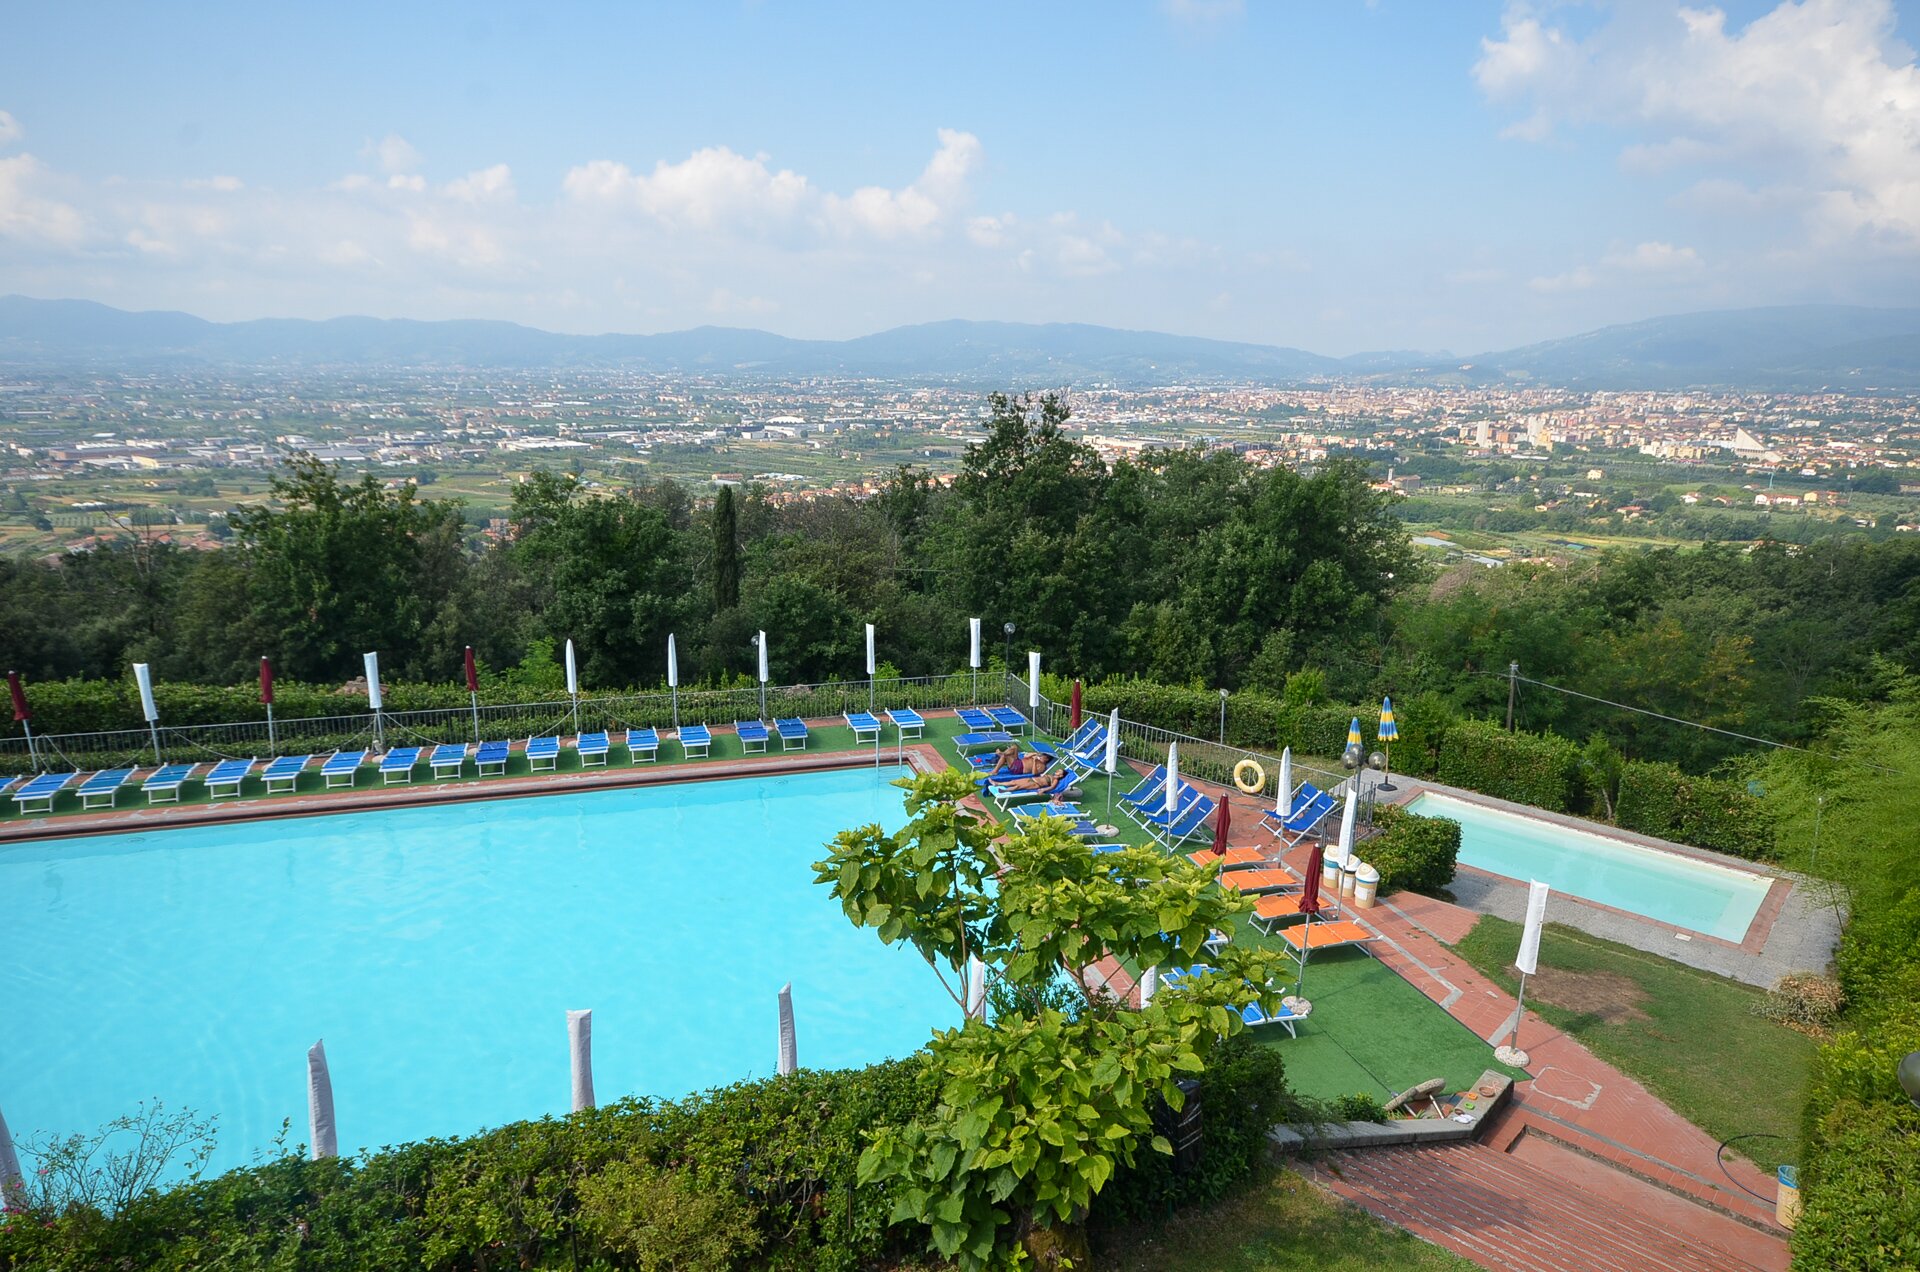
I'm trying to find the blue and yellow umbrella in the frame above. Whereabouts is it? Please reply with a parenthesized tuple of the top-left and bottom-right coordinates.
(1346, 717, 1362, 749)
(1378, 697, 1398, 742)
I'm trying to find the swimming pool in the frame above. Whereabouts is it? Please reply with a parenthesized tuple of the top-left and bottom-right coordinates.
(0, 767, 947, 1176)
(1403, 790, 1772, 942)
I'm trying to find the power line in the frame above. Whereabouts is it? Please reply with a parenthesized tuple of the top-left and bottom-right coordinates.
(1491, 669, 1846, 763)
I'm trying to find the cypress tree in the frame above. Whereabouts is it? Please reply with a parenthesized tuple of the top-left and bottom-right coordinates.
(712, 485, 740, 611)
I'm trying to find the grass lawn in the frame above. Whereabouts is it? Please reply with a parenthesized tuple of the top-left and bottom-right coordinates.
(1092, 1164, 1475, 1271)
(1452, 915, 1815, 1170)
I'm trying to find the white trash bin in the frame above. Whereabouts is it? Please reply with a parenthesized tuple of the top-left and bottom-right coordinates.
(1354, 862, 1380, 909)
(1321, 850, 1346, 893)
(1340, 855, 1360, 899)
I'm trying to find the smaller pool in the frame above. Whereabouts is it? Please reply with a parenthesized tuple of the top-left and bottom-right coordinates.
(1404, 791, 1772, 941)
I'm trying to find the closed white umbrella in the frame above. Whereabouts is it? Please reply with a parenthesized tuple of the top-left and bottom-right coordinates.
(968, 618, 982, 702)
(0, 1100, 26, 1208)
(564, 639, 580, 736)
(966, 955, 988, 1021)
(1027, 650, 1041, 712)
(363, 651, 384, 750)
(568, 1009, 594, 1111)
(666, 634, 680, 729)
(1337, 784, 1358, 859)
(306, 1039, 337, 1160)
(1165, 740, 1181, 820)
(1139, 965, 1159, 1008)
(1104, 707, 1121, 809)
(1276, 746, 1293, 815)
(757, 631, 770, 719)
(865, 622, 877, 712)
(777, 983, 798, 1075)
(132, 661, 162, 764)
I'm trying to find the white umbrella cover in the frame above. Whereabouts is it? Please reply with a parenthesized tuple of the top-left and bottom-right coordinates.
(1337, 785, 1358, 858)
(1165, 741, 1181, 818)
(666, 634, 679, 687)
(568, 1009, 594, 1111)
(564, 640, 579, 696)
(1027, 651, 1040, 709)
(307, 1039, 337, 1160)
(1140, 965, 1159, 1007)
(0, 1100, 26, 1208)
(1276, 746, 1293, 814)
(1104, 708, 1121, 775)
(966, 955, 988, 1020)
(969, 617, 982, 669)
(865, 623, 876, 676)
(133, 662, 158, 722)
(757, 631, 770, 685)
(777, 983, 798, 1075)
(362, 652, 383, 709)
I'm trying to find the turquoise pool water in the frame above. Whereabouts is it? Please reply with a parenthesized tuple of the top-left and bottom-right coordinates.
(0, 768, 946, 1175)
(1404, 791, 1772, 941)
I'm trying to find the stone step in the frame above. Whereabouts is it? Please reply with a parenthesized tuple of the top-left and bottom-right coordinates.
(1308, 1140, 1788, 1272)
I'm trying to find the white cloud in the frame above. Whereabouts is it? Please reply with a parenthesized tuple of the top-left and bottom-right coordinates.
(821, 128, 980, 237)
(185, 175, 245, 192)
(1476, 0, 1920, 249)
(967, 214, 1012, 247)
(0, 154, 88, 247)
(442, 163, 515, 203)
(1528, 265, 1596, 293)
(0, 111, 22, 146)
(387, 173, 426, 193)
(1600, 240, 1702, 274)
(564, 147, 810, 230)
(365, 133, 422, 175)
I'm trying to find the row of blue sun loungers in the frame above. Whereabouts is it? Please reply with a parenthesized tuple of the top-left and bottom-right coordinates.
(1111, 761, 1218, 849)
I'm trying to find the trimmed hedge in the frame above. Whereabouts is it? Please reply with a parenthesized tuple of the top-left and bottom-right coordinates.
(1614, 760, 1776, 860)
(0, 1039, 1294, 1271)
(1364, 804, 1462, 896)
(1434, 718, 1579, 812)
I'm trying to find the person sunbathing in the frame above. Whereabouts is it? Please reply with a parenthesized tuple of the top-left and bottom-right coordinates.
(983, 743, 1025, 778)
(996, 755, 1062, 791)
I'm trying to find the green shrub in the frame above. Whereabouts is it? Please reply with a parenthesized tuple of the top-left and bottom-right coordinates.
(1089, 1033, 1293, 1225)
(1364, 804, 1461, 895)
(1615, 760, 1776, 859)
(1331, 1092, 1390, 1123)
(575, 1160, 761, 1271)
(1435, 718, 1578, 811)
(1752, 973, 1846, 1031)
(1793, 1099, 1920, 1270)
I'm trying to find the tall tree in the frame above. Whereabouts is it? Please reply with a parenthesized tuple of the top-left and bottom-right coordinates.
(712, 485, 740, 612)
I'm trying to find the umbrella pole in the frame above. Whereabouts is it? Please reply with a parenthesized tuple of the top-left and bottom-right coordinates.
(21, 719, 37, 772)
(1295, 910, 1311, 999)
(670, 685, 680, 732)
(148, 720, 163, 766)
(868, 673, 874, 715)
(469, 691, 480, 746)
(266, 704, 276, 753)
(570, 692, 580, 739)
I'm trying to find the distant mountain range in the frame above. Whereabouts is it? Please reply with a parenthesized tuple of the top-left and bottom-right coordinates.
(4, 295, 1920, 390)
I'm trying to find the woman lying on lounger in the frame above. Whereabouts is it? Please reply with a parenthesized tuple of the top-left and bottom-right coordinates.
(996, 755, 1061, 791)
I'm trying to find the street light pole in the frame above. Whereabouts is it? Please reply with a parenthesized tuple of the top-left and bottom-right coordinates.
(1002, 622, 1015, 699)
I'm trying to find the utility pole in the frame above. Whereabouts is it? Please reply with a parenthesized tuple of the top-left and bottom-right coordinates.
(1506, 661, 1519, 732)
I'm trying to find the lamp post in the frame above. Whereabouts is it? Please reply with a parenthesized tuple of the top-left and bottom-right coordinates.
(1218, 688, 1229, 745)
(1002, 622, 1015, 698)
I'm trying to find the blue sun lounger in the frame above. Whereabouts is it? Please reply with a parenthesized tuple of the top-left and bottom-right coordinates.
(735, 720, 769, 754)
(1135, 783, 1205, 832)
(526, 736, 560, 772)
(625, 728, 659, 763)
(380, 747, 422, 785)
(775, 718, 809, 750)
(261, 755, 308, 795)
(1117, 766, 1167, 813)
(956, 706, 998, 732)
(844, 711, 882, 744)
(679, 724, 711, 759)
(209, 758, 260, 799)
(1152, 793, 1217, 848)
(990, 763, 1083, 804)
(1007, 802, 1101, 837)
(577, 731, 610, 767)
(885, 707, 925, 739)
(1268, 786, 1337, 850)
(1259, 785, 1319, 834)
(13, 770, 79, 814)
(989, 707, 1029, 734)
(141, 762, 198, 805)
(476, 740, 511, 776)
(323, 750, 367, 789)
(429, 743, 468, 779)
(78, 767, 135, 810)
(953, 730, 1014, 751)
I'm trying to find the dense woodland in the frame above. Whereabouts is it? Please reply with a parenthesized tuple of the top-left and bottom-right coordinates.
(5, 391, 1920, 773)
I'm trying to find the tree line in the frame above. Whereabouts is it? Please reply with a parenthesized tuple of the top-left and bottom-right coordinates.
(5, 391, 1919, 773)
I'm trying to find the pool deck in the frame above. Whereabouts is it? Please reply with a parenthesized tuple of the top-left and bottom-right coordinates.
(1373, 777, 1843, 988)
(0, 739, 944, 844)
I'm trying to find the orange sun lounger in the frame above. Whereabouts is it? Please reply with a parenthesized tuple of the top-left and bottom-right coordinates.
(1214, 869, 1297, 894)
(1252, 892, 1342, 929)
(1186, 846, 1270, 870)
(1278, 919, 1378, 958)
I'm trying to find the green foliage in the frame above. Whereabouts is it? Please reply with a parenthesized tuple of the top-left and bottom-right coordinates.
(1330, 1092, 1390, 1123)
(1434, 718, 1579, 811)
(712, 484, 741, 612)
(1792, 1100, 1920, 1271)
(575, 1159, 761, 1270)
(1364, 804, 1461, 895)
(1613, 760, 1776, 859)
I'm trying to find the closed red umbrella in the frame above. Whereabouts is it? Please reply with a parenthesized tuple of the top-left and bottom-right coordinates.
(1294, 840, 1327, 999)
(464, 646, 479, 693)
(1211, 792, 1232, 856)
(7, 671, 30, 723)
(259, 656, 274, 705)
(1070, 680, 1082, 731)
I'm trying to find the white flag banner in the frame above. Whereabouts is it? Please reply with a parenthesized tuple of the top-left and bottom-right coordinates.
(132, 662, 159, 723)
(363, 652, 383, 709)
(969, 617, 982, 669)
(1517, 880, 1551, 976)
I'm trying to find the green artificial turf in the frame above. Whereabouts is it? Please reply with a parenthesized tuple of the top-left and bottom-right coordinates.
(1452, 914, 1814, 1170)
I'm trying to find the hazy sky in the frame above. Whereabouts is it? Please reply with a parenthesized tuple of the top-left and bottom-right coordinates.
(3, 1, 1918, 354)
